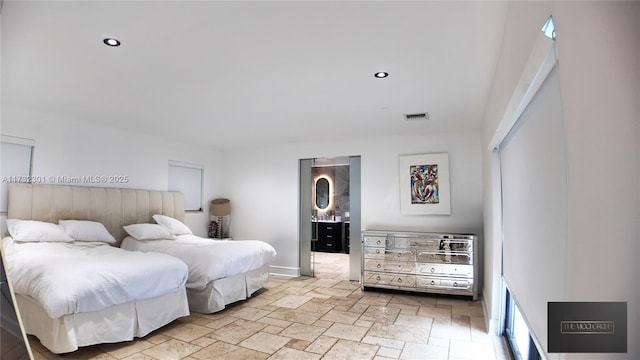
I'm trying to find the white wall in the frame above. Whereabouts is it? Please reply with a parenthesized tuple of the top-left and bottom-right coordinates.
(221, 131, 484, 276)
(0, 106, 223, 237)
(482, 1, 640, 358)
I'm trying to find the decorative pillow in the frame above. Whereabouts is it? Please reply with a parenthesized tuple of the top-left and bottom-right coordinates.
(6, 219, 74, 242)
(152, 214, 192, 235)
(123, 223, 175, 240)
(59, 220, 116, 244)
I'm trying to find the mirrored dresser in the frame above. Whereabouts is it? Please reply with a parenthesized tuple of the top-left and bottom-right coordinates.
(361, 230, 478, 300)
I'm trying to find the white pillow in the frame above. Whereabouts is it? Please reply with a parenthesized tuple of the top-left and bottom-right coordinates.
(6, 219, 74, 242)
(123, 223, 175, 240)
(59, 220, 116, 244)
(152, 214, 192, 235)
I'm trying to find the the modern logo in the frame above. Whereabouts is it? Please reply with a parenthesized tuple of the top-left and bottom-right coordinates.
(548, 302, 627, 353)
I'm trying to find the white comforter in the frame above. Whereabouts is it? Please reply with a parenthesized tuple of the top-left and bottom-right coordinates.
(121, 235, 277, 290)
(2, 237, 188, 319)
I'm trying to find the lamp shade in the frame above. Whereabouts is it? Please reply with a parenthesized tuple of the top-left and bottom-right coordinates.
(210, 198, 231, 216)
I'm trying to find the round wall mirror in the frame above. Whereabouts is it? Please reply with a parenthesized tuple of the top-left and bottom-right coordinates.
(315, 177, 330, 209)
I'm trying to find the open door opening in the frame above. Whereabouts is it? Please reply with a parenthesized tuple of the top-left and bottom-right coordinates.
(299, 156, 361, 281)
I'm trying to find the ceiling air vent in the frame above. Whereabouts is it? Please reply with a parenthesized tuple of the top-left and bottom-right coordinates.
(403, 112, 430, 121)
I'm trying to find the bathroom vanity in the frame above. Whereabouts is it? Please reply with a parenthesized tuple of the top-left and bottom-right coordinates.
(312, 221, 349, 253)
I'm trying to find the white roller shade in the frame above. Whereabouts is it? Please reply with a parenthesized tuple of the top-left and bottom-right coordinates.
(500, 65, 567, 349)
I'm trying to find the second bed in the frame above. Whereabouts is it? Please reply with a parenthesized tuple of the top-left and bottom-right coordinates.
(121, 221, 277, 313)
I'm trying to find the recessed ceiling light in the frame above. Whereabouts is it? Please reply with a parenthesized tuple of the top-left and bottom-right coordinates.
(374, 72, 389, 79)
(103, 38, 121, 47)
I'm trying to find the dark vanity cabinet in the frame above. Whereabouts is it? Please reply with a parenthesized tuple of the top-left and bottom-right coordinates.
(312, 222, 344, 253)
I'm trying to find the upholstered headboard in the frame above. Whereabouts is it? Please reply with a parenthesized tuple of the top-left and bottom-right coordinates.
(7, 183, 185, 244)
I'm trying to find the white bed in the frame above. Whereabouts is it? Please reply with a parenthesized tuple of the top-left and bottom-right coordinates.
(4, 183, 192, 353)
(121, 233, 277, 313)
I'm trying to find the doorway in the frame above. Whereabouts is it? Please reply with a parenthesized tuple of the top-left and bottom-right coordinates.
(299, 156, 361, 281)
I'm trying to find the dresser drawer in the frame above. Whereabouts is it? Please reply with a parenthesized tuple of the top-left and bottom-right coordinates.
(363, 236, 392, 248)
(416, 276, 473, 291)
(363, 271, 416, 287)
(417, 263, 473, 277)
(416, 251, 472, 264)
(409, 239, 441, 250)
(364, 259, 415, 274)
(364, 248, 416, 261)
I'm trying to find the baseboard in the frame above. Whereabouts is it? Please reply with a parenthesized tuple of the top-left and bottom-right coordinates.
(269, 266, 299, 277)
(482, 293, 502, 336)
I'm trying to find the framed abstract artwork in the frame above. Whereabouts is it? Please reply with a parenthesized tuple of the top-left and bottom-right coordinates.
(399, 153, 451, 215)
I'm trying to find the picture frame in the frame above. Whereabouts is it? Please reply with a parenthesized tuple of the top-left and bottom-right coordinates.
(399, 153, 451, 215)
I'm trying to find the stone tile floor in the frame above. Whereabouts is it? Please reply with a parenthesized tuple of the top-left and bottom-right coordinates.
(30, 252, 511, 359)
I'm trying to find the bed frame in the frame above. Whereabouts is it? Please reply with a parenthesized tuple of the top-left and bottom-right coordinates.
(6, 183, 189, 353)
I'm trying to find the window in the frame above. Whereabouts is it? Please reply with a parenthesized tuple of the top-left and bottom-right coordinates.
(168, 160, 203, 212)
(1, 136, 35, 213)
(504, 290, 541, 360)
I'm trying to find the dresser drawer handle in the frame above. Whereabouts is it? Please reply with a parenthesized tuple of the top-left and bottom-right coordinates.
(453, 282, 458, 287)
(326, 226, 333, 230)
(326, 235, 333, 238)
(375, 249, 380, 254)
(376, 276, 381, 281)
(376, 264, 382, 268)
(430, 267, 435, 273)
(376, 240, 381, 245)
(431, 280, 435, 285)
(397, 278, 402, 283)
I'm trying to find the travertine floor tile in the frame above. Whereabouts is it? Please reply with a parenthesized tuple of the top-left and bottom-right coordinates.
(320, 309, 361, 324)
(285, 338, 312, 351)
(271, 294, 313, 308)
(231, 306, 272, 321)
(207, 319, 267, 344)
(267, 347, 321, 360)
(279, 323, 326, 342)
(191, 340, 239, 359)
(121, 353, 156, 360)
(361, 335, 405, 350)
(160, 323, 212, 343)
(305, 335, 339, 355)
(101, 340, 155, 359)
(238, 332, 291, 354)
(141, 339, 201, 360)
(361, 305, 401, 324)
(266, 308, 323, 325)
(323, 339, 379, 360)
(430, 322, 471, 341)
(377, 346, 402, 359)
(29, 254, 509, 360)
(417, 305, 452, 324)
(400, 342, 449, 360)
(449, 340, 496, 359)
(297, 300, 334, 314)
(323, 323, 369, 342)
(393, 313, 434, 329)
(367, 323, 431, 344)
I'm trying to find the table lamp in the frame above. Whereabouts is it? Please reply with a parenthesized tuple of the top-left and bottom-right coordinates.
(210, 198, 231, 239)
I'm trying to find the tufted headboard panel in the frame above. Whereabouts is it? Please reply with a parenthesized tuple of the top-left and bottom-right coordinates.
(7, 183, 185, 245)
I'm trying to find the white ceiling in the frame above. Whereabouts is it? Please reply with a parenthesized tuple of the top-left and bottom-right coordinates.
(1, 1, 508, 151)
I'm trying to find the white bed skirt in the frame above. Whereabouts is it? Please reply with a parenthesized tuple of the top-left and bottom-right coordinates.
(187, 265, 270, 313)
(18, 288, 189, 354)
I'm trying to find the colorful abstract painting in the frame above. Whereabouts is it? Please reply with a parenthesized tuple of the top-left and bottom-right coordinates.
(399, 153, 451, 215)
(410, 164, 439, 204)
